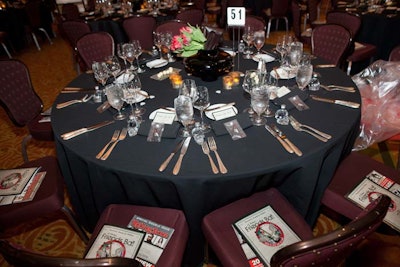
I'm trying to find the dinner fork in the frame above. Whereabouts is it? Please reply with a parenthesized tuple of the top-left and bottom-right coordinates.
(320, 85, 355, 93)
(290, 120, 329, 142)
(56, 94, 93, 109)
(201, 142, 219, 174)
(289, 116, 332, 140)
(96, 130, 120, 159)
(207, 137, 227, 174)
(100, 128, 127, 160)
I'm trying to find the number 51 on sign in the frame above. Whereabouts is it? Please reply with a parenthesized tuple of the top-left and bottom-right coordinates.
(227, 7, 246, 26)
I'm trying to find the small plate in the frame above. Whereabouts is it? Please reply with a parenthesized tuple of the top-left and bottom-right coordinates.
(149, 107, 177, 120)
(205, 104, 238, 120)
(132, 91, 148, 103)
(146, 59, 168, 69)
(115, 72, 134, 84)
(252, 54, 275, 63)
(271, 68, 296, 80)
(150, 68, 182, 81)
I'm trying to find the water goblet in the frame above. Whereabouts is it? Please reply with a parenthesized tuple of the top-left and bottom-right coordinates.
(193, 85, 210, 133)
(161, 32, 175, 62)
(105, 55, 121, 81)
(132, 40, 145, 73)
(174, 95, 194, 137)
(123, 43, 137, 71)
(296, 61, 313, 91)
(242, 26, 254, 59)
(288, 41, 303, 70)
(253, 30, 265, 55)
(117, 43, 127, 69)
(275, 34, 292, 62)
(153, 32, 163, 59)
(127, 72, 146, 116)
(180, 79, 197, 100)
(250, 85, 269, 126)
(106, 84, 126, 120)
(242, 69, 263, 116)
(92, 61, 110, 87)
(263, 72, 278, 117)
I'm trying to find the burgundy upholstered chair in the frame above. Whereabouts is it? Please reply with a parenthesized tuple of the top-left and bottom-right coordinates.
(326, 11, 377, 75)
(176, 8, 204, 27)
(154, 19, 187, 37)
(0, 31, 12, 58)
(266, 0, 289, 38)
(202, 187, 391, 267)
(228, 15, 265, 41)
(291, 0, 311, 46)
(389, 45, 400, 61)
(0, 156, 89, 243)
(0, 241, 142, 267)
(122, 15, 157, 51)
(88, 204, 189, 267)
(76, 31, 115, 71)
(0, 59, 54, 162)
(311, 23, 352, 67)
(61, 3, 81, 21)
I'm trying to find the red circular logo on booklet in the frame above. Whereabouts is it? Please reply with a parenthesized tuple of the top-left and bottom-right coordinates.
(255, 222, 284, 247)
(0, 173, 22, 190)
(96, 240, 126, 258)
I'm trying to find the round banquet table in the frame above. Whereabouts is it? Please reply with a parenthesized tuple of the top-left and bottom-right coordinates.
(51, 51, 361, 266)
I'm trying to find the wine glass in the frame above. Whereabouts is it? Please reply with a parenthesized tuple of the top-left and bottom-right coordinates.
(242, 69, 263, 116)
(242, 26, 254, 59)
(253, 30, 265, 55)
(296, 61, 313, 91)
(127, 72, 146, 116)
(288, 41, 303, 70)
(105, 55, 121, 81)
(92, 61, 110, 87)
(161, 32, 175, 62)
(275, 35, 292, 62)
(123, 43, 137, 71)
(132, 40, 145, 73)
(153, 32, 163, 59)
(174, 95, 194, 137)
(120, 72, 136, 115)
(263, 72, 278, 117)
(117, 43, 127, 69)
(106, 84, 126, 120)
(250, 85, 269, 126)
(180, 79, 197, 100)
(193, 85, 210, 133)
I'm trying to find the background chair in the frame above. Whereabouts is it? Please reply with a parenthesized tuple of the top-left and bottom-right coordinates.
(326, 11, 377, 75)
(0, 59, 53, 162)
(266, 0, 289, 38)
(76, 31, 114, 71)
(154, 19, 187, 36)
(389, 45, 400, 61)
(175, 8, 204, 27)
(228, 15, 265, 41)
(122, 15, 156, 51)
(0, 156, 88, 243)
(311, 23, 352, 67)
(290, 0, 311, 46)
(0, 31, 12, 58)
(202, 187, 390, 267)
(61, 3, 81, 21)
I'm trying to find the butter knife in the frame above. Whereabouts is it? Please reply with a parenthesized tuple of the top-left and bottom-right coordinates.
(265, 125, 294, 154)
(310, 95, 360, 109)
(205, 102, 236, 112)
(271, 124, 303, 157)
(173, 137, 191, 175)
(61, 120, 114, 140)
(159, 139, 184, 172)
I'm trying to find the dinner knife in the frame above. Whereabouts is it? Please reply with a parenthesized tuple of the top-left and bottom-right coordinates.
(265, 125, 294, 154)
(61, 120, 115, 140)
(159, 139, 185, 172)
(205, 102, 236, 112)
(173, 137, 191, 175)
(310, 95, 360, 109)
(271, 124, 303, 157)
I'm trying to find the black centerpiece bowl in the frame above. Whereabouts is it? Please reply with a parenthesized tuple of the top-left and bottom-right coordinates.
(183, 49, 233, 82)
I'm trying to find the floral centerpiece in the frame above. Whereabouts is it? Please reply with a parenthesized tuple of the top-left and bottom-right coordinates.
(170, 25, 207, 58)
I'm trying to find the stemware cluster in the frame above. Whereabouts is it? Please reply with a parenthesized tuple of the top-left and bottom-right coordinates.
(120, 40, 146, 73)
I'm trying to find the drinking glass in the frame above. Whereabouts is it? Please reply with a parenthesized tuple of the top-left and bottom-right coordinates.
(242, 26, 254, 59)
(242, 69, 263, 116)
(288, 41, 303, 70)
(161, 32, 175, 62)
(180, 79, 197, 100)
(117, 43, 127, 69)
(106, 84, 126, 120)
(120, 71, 136, 115)
(174, 95, 194, 137)
(275, 35, 292, 62)
(132, 40, 145, 73)
(296, 61, 313, 91)
(253, 30, 265, 55)
(193, 85, 210, 133)
(92, 61, 110, 87)
(127, 72, 146, 116)
(105, 55, 121, 81)
(123, 43, 137, 70)
(153, 32, 163, 59)
(250, 85, 269, 126)
(263, 72, 278, 117)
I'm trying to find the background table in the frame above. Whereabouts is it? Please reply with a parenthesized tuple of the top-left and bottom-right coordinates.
(51, 52, 361, 266)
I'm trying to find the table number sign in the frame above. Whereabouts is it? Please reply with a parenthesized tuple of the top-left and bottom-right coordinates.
(227, 7, 246, 27)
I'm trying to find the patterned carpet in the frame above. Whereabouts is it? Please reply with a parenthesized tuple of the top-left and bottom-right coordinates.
(0, 23, 399, 267)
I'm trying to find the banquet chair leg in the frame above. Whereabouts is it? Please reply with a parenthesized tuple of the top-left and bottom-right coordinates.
(38, 28, 53, 46)
(346, 60, 353, 75)
(1, 42, 12, 58)
(31, 33, 41, 51)
(61, 205, 89, 244)
(22, 134, 32, 163)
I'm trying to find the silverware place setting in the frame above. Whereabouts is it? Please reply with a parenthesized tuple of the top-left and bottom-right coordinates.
(56, 94, 93, 109)
(100, 128, 128, 160)
(289, 116, 332, 142)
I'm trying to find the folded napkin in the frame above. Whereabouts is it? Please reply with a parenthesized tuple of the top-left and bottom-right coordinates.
(138, 120, 180, 138)
(211, 113, 253, 136)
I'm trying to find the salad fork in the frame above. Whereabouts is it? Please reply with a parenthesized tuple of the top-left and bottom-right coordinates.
(290, 120, 329, 142)
(320, 85, 355, 93)
(201, 142, 219, 174)
(207, 137, 227, 174)
(96, 130, 120, 159)
(289, 116, 332, 140)
(100, 128, 127, 160)
(56, 94, 93, 109)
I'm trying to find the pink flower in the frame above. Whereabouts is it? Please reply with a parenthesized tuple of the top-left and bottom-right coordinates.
(170, 36, 183, 51)
(181, 34, 190, 46)
(180, 26, 192, 35)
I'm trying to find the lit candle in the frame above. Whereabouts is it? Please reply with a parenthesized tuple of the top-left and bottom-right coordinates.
(169, 73, 183, 89)
(223, 75, 233, 90)
(229, 71, 241, 86)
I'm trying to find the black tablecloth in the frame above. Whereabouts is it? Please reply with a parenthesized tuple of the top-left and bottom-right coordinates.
(51, 50, 361, 266)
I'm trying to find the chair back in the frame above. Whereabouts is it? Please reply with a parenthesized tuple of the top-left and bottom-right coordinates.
(82, 0, 96, 12)
(76, 32, 115, 71)
(25, 0, 45, 29)
(155, 19, 187, 36)
(176, 8, 204, 27)
(270, 194, 391, 267)
(291, 0, 302, 40)
(389, 45, 400, 61)
(311, 24, 352, 67)
(245, 15, 266, 31)
(0, 240, 142, 267)
(271, 0, 289, 16)
(61, 20, 91, 47)
(122, 15, 156, 51)
(326, 11, 361, 38)
(61, 3, 81, 21)
(0, 59, 43, 127)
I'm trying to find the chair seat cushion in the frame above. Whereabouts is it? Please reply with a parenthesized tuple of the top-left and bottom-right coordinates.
(88, 204, 189, 267)
(27, 114, 54, 141)
(321, 152, 400, 220)
(347, 42, 377, 62)
(202, 188, 313, 267)
(0, 156, 64, 230)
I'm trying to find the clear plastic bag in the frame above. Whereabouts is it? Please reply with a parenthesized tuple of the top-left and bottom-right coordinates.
(352, 60, 400, 151)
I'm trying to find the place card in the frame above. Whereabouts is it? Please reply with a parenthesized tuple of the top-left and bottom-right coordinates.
(211, 107, 237, 121)
(276, 86, 291, 98)
(152, 111, 175, 125)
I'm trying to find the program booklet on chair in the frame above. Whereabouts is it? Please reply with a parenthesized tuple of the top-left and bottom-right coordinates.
(346, 170, 400, 232)
(127, 215, 175, 267)
(233, 205, 301, 267)
(85, 224, 145, 259)
(0, 167, 41, 197)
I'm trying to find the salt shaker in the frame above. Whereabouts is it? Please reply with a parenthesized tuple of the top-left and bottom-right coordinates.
(238, 40, 245, 53)
(127, 115, 140, 137)
(191, 122, 205, 145)
(93, 86, 103, 103)
(275, 104, 289, 125)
